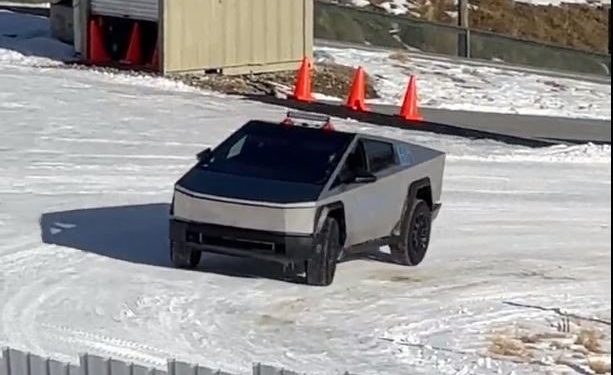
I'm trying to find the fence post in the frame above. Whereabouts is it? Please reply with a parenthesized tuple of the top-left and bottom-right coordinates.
(1, 347, 9, 375)
(458, 0, 470, 58)
(607, 5, 611, 55)
(167, 359, 175, 375)
(79, 353, 89, 375)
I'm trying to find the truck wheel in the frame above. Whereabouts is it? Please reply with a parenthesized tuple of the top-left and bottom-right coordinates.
(305, 217, 340, 286)
(170, 241, 201, 269)
(391, 199, 432, 266)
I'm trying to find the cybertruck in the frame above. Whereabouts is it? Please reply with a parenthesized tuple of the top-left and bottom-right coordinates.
(169, 112, 446, 286)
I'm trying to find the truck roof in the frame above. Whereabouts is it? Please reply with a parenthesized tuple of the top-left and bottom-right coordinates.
(192, 118, 355, 187)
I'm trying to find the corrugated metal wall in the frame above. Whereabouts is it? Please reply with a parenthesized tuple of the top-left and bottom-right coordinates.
(161, 0, 313, 74)
(0, 347, 308, 375)
(91, 0, 159, 21)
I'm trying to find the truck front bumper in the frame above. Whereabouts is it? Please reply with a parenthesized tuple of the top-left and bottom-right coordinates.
(169, 218, 314, 265)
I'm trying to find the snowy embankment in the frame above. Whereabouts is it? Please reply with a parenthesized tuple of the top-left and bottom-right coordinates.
(0, 7, 611, 375)
(314, 46, 612, 120)
(344, 0, 611, 17)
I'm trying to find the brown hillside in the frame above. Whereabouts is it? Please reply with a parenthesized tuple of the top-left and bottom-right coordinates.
(469, 0, 609, 53)
(335, 0, 610, 53)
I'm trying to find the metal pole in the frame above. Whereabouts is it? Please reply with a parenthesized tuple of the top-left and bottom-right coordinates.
(458, 0, 470, 58)
(608, 5, 611, 55)
(78, 0, 89, 60)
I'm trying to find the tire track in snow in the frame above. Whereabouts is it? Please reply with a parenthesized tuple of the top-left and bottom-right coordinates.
(0, 245, 83, 355)
(40, 323, 172, 368)
(0, 242, 173, 368)
(376, 268, 612, 375)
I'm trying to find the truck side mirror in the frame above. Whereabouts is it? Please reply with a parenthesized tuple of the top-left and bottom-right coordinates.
(338, 168, 377, 185)
(353, 170, 377, 184)
(197, 148, 212, 162)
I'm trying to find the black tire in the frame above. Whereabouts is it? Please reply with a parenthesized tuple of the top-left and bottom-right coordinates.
(170, 241, 201, 269)
(391, 199, 432, 266)
(305, 217, 341, 286)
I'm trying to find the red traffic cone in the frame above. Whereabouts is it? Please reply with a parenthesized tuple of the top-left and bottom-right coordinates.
(120, 22, 143, 66)
(87, 17, 111, 64)
(291, 57, 314, 102)
(398, 75, 423, 121)
(345, 66, 370, 112)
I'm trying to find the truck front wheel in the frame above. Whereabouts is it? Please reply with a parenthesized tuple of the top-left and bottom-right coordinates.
(305, 217, 340, 286)
(170, 241, 201, 269)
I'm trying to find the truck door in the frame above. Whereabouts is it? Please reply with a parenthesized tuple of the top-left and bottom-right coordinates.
(330, 137, 399, 246)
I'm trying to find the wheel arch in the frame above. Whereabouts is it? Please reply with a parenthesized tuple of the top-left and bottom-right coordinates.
(314, 202, 346, 247)
(408, 177, 433, 208)
(391, 177, 432, 237)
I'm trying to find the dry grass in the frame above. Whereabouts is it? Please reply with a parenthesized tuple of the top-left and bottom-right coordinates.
(549, 340, 572, 350)
(469, 0, 610, 53)
(519, 332, 569, 344)
(575, 329, 605, 354)
(488, 322, 611, 374)
(588, 357, 612, 374)
(414, 0, 455, 22)
(488, 335, 533, 359)
(388, 51, 412, 64)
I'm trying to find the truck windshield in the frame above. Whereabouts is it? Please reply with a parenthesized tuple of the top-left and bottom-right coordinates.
(199, 121, 354, 185)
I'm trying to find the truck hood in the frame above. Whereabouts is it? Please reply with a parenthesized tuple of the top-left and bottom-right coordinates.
(175, 166, 324, 204)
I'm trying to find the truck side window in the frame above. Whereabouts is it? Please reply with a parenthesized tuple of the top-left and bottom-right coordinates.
(344, 141, 367, 173)
(331, 141, 367, 188)
(362, 139, 396, 173)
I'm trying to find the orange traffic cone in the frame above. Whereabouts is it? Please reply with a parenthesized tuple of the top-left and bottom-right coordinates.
(87, 17, 111, 64)
(120, 22, 143, 66)
(345, 66, 370, 112)
(398, 75, 423, 121)
(290, 57, 314, 102)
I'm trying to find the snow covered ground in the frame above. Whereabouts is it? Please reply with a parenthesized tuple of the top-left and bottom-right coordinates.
(314, 46, 612, 120)
(1, 7, 612, 375)
(1, 24, 612, 375)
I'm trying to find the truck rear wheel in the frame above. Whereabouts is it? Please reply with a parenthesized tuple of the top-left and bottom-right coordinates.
(170, 241, 201, 269)
(391, 199, 432, 266)
(305, 217, 340, 286)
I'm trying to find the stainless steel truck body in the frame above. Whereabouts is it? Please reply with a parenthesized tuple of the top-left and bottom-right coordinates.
(170, 112, 446, 285)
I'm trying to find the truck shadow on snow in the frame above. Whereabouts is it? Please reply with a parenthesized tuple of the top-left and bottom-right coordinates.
(39, 203, 392, 284)
(39, 203, 292, 282)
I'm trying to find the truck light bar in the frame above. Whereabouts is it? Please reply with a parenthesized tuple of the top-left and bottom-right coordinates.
(281, 111, 335, 131)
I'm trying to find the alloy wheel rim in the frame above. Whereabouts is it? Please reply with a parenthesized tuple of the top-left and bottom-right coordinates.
(410, 213, 429, 251)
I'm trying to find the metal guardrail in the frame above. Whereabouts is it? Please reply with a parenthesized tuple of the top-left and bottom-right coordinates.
(1, 347, 351, 375)
(315, 38, 612, 84)
(314, 1, 612, 77)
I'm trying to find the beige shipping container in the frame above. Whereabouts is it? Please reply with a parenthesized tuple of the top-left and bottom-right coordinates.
(161, 0, 313, 75)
